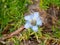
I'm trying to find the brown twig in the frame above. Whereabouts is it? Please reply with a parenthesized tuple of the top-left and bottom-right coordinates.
(0, 26, 25, 41)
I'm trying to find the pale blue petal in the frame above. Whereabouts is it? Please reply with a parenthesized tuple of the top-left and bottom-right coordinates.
(24, 15, 33, 21)
(24, 21, 32, 29)
(31, 26, 38, 32)
(36, 18, 42, 26)
(33, 12, 39, 19)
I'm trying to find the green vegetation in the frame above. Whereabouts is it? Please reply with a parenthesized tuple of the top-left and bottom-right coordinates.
(0, 0, 30, 33)
(0, 0, 60, 45)
(40, 0, 60, 9)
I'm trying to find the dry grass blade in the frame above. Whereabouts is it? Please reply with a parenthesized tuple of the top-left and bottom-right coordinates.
(0, 26, 25, 41)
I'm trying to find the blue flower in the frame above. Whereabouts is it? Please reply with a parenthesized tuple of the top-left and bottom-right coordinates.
(24, 12, 42, 32)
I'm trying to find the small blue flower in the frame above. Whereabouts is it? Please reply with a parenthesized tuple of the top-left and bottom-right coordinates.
(24, 12, 42, 32)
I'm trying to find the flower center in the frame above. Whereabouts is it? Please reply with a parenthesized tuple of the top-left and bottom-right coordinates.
(31, 19, 36, 26)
